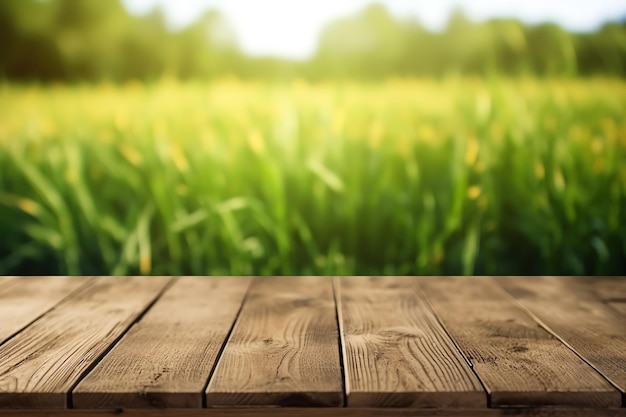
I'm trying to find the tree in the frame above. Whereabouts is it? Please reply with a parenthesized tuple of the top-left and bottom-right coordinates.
(1, 1, 625, 81)
(312, 4, 405, 78)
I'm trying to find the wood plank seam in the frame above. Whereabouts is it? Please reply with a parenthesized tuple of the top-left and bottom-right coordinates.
(72, 276, 252, 409)
(339, 277, 485, 408)
(1, 275, 623, 412)
(199, 277, 255, 408)
(419, 277, 622, 408)
(495, 279, 626, 408)
(0, 277, 94, 350)
(332, 277, 348, 408)
(414, 283, 493, 408)
(66, 277, 180, 409)
(205, 276, 343, 407)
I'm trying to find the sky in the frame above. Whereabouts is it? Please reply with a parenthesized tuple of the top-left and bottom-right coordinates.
(122, 0, 626, 59)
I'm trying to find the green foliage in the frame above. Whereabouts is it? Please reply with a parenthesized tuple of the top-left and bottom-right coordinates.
(309, 7, 625, 79)
(0, 1, 625, 81)
(0, 0, 243, 82)
(1, 79, 624, 276)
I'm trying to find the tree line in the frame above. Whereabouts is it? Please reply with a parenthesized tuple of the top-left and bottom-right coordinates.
(1, 0, 625, 82)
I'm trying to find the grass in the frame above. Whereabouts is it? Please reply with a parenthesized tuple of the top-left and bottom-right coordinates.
(0, 77, 625, 276)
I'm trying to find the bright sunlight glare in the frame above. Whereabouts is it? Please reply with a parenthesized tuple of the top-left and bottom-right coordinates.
(122, 0, 626, 59)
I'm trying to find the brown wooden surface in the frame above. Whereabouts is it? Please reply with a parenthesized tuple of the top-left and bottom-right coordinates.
(576, 277, 626, 317)
(0, 277, 87, 344)
(418, 276, 621, 407)
(72, 277, 251, 409)
(205, 276, 343, 407)
(0, 276, 625, 414)
(499, 276, 626, 403)
(1, 408, 626, 417)
(0, 276, 17, 292)
(0, 276, 172, 409)
(337, 276, 485, 408)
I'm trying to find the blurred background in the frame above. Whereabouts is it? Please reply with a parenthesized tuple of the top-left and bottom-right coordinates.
(2, 0, 626, 80)
(0, 0, 625, 276)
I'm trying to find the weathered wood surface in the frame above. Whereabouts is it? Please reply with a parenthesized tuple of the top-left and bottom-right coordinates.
(206, 276, 343, 407)
(572, 277, 626, 317)
(338, 276, 484, 408)
(0, 276, 172, 409)
(0, 277, 87, 344)
(73, 277, 251, 409)
(0, 275, 624, 416)
(499, 276, 626, 403)
(418, 276, 621, 407)
(0, 407, 626, 417)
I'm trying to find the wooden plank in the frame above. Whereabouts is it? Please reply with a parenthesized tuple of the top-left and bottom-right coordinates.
(498, 276, 626, 402)
(337, 276, 485, 408)
(418, 276, 621, 407)
(0, 276, 172, 409)
(205, 276, 343, 407)
(0, 277, 17, 292)
(2, 408, 626, 417)
(0, 277, 20, 297)
(72, 277, 251, 409)
(577, 277, 626, 317)
(0, 277, 88, 345)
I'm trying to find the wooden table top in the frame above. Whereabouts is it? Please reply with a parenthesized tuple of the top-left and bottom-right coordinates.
(0, 276, 624, 417)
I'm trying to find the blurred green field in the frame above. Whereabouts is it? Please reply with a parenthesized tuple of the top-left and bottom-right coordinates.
(1, 78, 625, 276)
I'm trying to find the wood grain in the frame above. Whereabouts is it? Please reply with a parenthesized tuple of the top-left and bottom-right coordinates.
(418, 276, 620, 407)
(338, 276, 485, 408)
(575, 277, 626, 317)
(2, 408, 626, 417)
(0, 277, 17, 293)
(0, 277, 88, 344)
(72, 277, 251, 409)
(498, 276, 626, 403)
(0, 276, 172, 409)
(205, 276, 343, 407)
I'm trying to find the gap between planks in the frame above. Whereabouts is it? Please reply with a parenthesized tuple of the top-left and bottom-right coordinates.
(0, 276, 175, 409)
(72, 277, 253, 409)
(332, 277, 349, 408)
(337, 276, 485, 408)
(497, 276, 626, 407)
(0, 277, 90, 346)
(205, 277, 344, 407)
(417, 276, 621, 408)
(1, 276, 625, 412)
